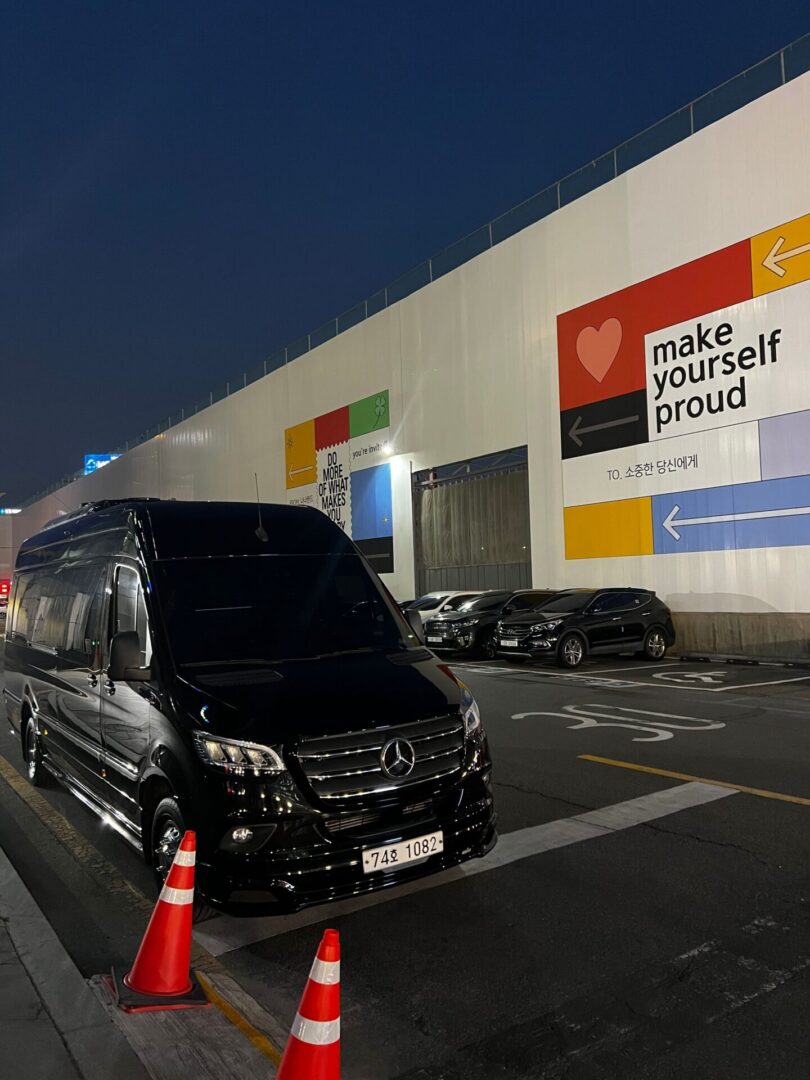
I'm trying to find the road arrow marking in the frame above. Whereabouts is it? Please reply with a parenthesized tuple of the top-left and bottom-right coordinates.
(762, 235, 810, 278)
(663, 503, 810, 541)
(288, 464, 315, 481)
(568, 413, 639, 448)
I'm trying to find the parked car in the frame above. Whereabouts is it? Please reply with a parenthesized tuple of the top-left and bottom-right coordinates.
(3, 499, 496, 916)
(403, 590, 482, 625)
(496, 587, 675, 668)
(424, 589, 563, 659)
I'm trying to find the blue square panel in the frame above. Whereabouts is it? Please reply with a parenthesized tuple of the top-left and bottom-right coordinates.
(352, 463, 393, 540)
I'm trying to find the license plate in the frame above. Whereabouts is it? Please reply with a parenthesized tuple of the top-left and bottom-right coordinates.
(427, 636, 443, 643)
(362, 830, 444, 874)
(501, 639, 518, 647)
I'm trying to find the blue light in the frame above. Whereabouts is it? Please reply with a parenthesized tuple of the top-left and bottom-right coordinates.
(84, 453, 121, 475)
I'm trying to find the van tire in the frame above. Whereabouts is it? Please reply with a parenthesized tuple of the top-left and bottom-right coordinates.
(23, 718, 47, 787)
(557, 632, 586, 669)
(150, 797, 214, 922)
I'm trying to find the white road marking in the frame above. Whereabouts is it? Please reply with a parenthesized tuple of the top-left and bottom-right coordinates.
(193, 781, 735, 956)
(455, 663, 810, 693)
(653, 670, 728, 685)
(511, 703, 725, 742)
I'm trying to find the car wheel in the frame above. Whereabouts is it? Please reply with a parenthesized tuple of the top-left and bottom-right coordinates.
(641, 626, 668, 661)
(478, 631, 497, 660)
(23, 718, 47, 787)
(150, 796, 213, 922)
(557, 632, 585, 669)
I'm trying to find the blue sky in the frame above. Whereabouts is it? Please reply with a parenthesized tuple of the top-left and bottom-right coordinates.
(2, 1, 808, 502)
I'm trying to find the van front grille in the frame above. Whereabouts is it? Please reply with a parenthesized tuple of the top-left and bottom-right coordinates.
(296, 714, 464, 804)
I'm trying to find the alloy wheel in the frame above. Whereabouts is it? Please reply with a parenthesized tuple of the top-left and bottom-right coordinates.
(563, 636, 583, 666)
(647, 630, 667, 659)
(154, 820, 182, 881)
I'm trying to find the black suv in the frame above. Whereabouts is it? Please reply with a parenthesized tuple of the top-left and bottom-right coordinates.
(423, 589, 562, 659)
(496, 588, 675, 668)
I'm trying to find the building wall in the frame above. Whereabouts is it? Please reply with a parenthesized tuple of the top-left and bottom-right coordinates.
(12, 71, 810, 653)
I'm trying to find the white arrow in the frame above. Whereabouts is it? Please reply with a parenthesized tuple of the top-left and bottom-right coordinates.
(762, 235, 810, 278)
(288, 463, 315, 481)
(663, 503, 810, 541)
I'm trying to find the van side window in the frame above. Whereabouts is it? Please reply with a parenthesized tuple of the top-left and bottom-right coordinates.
(63, 564, 108, 667)
(114, 567, 152, 667)
(10, 565, 108, 665)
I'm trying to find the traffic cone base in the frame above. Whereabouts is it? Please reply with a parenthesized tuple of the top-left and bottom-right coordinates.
(107, 968, 209, 1013)
(111, 830, 210, 1012)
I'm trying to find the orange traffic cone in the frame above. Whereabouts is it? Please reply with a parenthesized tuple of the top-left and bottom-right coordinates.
(277, 928, 341, 1079)
(111, 830, 209, 1012)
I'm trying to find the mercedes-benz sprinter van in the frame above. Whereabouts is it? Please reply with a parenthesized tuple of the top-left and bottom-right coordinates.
(3, 499, 496, 914)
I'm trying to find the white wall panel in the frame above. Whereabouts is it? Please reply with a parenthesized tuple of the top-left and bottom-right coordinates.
(11, 72, 810, 619)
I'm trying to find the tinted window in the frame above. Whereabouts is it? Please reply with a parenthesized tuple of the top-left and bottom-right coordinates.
(407, 594, 449, 611)
(505, 594, 538, 612)
(457, 592, 511, 613)
(11, 564, 107, 665)
(114, 566, 152, 667)
(537, 591, 595, 613)
(154, 553, 408, 667)
(441, 593, 478, 612)
(589, 591, 641, 613)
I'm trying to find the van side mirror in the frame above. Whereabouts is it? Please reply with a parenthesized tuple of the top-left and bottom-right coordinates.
(405, 608, 424, 643)
(108, 631, 151, 682)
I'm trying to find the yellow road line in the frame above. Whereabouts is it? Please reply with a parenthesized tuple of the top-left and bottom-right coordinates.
(0, 750, 283, 1063)
(579, 754, 810, 807)
(197, 973, 283, 1066)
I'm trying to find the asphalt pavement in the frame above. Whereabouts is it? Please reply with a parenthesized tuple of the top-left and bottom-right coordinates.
(2, 654, 810, 1078)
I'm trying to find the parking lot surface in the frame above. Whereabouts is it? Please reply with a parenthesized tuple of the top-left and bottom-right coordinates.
(2, 654, 810, 1078)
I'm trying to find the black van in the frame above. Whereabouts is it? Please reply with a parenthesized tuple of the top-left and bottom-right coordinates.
(3, 499, 496, 914)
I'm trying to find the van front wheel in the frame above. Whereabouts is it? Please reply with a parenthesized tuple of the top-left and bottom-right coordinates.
(150, 797, 213, 922)
(23, 718, 47, 787)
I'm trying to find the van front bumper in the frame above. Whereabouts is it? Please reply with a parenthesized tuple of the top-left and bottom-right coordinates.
(196, 771, 497, 916)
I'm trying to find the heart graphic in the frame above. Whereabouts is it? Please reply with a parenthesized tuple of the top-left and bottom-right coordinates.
(575, 318, 623, 382)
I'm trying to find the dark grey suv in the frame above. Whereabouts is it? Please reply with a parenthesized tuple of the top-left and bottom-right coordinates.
(496, 588, 676, 668)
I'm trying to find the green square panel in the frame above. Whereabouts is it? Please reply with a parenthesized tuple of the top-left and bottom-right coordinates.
(350, 390, 389, 437)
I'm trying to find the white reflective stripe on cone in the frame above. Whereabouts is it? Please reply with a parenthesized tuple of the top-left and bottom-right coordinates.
(290, 1013, 340, 1046)
(309, 958, 340, 985)
(159, 885, 195, 905)
(173, 849, 196, 867)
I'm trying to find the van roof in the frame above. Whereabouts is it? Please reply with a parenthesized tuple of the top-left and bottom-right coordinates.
(19, 500, 354, 563)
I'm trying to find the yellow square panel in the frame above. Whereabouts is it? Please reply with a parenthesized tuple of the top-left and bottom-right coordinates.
(564, 497, 653, 560)
(751, 213, 810, 297)
(284, 419, 316, 490)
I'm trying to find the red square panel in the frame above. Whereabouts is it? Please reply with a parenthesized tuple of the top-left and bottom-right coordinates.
(315, 406, 349, 450)
(557, 240, 753, 413)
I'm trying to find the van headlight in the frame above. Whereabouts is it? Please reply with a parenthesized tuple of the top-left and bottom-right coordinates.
(459, 684, 482, 737)
(531, 619, 563, 633)
(193, 733, 286, 774)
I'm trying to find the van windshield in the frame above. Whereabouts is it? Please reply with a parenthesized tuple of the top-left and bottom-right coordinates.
(153, 554, 409, 667)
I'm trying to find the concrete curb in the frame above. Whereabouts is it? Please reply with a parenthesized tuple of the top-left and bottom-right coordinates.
(678, 653, 810, 669)
(0, 846, 151, 1080)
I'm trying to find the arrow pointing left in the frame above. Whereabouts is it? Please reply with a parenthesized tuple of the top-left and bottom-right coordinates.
(663, 503, 810, 541)
(568, 413, 639, 448)
(288, 464, 315, 481)
(762, 235, 810, 278)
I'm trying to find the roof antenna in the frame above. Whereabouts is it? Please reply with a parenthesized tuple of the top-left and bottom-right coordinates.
(254, 473, 269, 543)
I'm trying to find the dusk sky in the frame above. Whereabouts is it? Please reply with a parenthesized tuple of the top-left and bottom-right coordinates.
(3, 1, 808, 504)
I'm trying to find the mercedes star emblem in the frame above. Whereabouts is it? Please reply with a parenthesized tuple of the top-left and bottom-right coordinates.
(380, 737, 416, 780)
